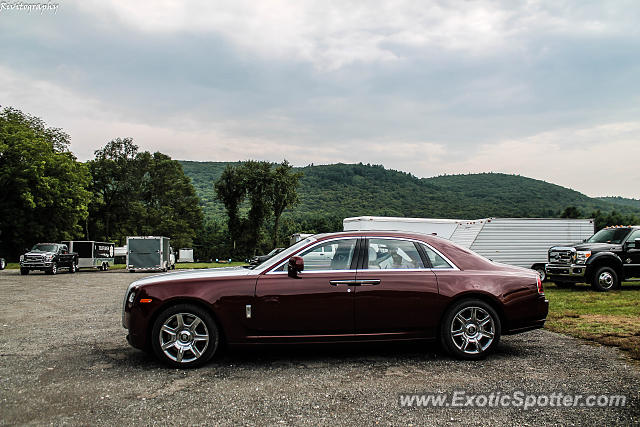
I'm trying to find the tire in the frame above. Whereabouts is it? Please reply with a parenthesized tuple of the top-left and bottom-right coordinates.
(591, 266, 619, 292)
(103, 263, 109, 271)
(0, 258, 5, 270)
(151, 304, 219, 368)
(440, 299, 501, 360)
(554, 281, 574, 289)
(69, 263, 76, 274)
(533, 266, 546, 282)
(20, 268, 29, 275)
(46, 263, 58, 275)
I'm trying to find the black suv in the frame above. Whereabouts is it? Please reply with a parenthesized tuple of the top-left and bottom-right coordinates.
(546, 226, 640, 291)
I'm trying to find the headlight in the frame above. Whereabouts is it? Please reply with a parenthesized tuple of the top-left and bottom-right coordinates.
(44, 254, 54, 261)
(576, 251, 591, 264)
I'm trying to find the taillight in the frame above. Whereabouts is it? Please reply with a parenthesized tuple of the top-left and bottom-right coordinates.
(536, 274, 544, 295)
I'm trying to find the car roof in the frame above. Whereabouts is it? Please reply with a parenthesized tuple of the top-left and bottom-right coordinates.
(312, 230, 448, 243)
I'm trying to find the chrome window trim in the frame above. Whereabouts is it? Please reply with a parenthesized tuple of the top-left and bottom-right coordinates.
(266, 235, 460, 274)
(266, 236, 360, 274)
(365, 236, 459, 271)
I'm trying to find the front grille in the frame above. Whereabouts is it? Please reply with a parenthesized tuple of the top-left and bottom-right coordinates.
(548, 249, 575, 264)
(25, 255, 43, 262)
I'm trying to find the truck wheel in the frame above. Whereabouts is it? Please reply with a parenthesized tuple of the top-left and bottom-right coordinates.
(46, 263, 58, 275)
(69, 263, 76, 274)
(0, 259, 5, 270)
(151, 304, 219, 368)
(20, 268, 29, 275)
(591, 266, 619, 292)
(103, 262, 109, 271)
(532, 265, 546, 282)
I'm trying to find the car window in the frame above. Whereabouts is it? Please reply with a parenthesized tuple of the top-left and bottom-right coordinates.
(420, 244, 453, 269)
(298, 238, 358, 271)
(367, 238, 424, 269)
(627, 230, 640, 248)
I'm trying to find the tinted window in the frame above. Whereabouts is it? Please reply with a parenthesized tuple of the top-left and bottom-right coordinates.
(587, 228, 632, 244)
(421, 244, 453, 269)
(627, 229, 640, 248)
(298, 239, 358, 271)
(367, 238, 424, 269)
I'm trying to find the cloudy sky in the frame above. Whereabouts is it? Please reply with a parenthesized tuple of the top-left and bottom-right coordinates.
(1, 0, 639, 198)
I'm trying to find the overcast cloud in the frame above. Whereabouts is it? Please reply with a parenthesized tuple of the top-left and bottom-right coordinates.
(1, 0, 639, 197)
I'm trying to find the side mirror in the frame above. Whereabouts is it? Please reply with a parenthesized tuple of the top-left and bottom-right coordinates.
(288, 256, 304, 279)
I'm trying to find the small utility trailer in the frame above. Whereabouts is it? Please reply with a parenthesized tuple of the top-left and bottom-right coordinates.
(61, 240, 115, 271)
(127, 236, 172, 272)
(343, 216, 595, 281)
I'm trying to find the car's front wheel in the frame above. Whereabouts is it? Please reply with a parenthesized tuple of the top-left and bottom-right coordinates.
(440, 299, 501, 360)
(151, 304, 219, 368)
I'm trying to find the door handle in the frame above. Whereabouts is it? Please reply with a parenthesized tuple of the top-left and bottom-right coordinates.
(330, 280, 356, 286)
(356, 279, 381, 286)
(329, 279, 381, 286)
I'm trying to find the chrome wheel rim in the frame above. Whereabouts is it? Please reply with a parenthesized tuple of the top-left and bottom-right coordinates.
(51, 264, 56, 274)
(159, 313, 209, 363)
(450, 306, 495, 354)
(598, 271, 614, 289)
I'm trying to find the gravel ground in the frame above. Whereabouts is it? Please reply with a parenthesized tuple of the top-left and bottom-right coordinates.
(0, 269, 638, 426)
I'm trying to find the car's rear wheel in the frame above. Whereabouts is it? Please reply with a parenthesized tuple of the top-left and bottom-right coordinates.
(69, 263, 76, 274)
(151, 304, 219, 368)
(441, 299, 501, 360)
(591, 266, 619, 292)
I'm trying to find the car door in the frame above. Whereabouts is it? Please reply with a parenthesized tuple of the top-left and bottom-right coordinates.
(253, 238, 359, 339)
(354, 237, 441, 338)
(623, 229, 640, 278)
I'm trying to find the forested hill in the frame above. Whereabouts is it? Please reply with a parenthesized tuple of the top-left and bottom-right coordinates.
(179, 161, 640, 222)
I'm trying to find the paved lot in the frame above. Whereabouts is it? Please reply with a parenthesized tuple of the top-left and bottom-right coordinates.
(0, 270, 638, 426)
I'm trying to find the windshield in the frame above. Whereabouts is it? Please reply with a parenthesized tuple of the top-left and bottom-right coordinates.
(586, 228, 631, 244)
(248, 238, 315, 270)
(31, 244, 57, 252)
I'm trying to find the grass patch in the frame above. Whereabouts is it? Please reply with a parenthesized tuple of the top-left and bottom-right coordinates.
(545, 282, 640, 360)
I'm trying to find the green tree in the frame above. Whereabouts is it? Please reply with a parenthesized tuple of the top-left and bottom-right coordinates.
(137, 151, 204, 249)
(87, 137, 141, 242)
(214, 164, 245, 252)
(270, 160, 303, 247)
(0, 107, 90, 258)
(88, 139, 203, 247)
(241, 160, 274, 254)
(561, 206, 582, 219)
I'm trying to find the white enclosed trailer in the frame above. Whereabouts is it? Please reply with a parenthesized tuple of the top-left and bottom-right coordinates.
(343, 216, 595, 280)
(178, 248, 194, 263)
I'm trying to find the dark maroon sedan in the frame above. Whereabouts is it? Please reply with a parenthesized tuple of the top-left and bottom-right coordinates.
(122, 231, 548, 367)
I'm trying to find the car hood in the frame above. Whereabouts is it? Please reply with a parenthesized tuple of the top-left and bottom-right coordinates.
(25, 251, 55, 257)
(129, 266, 254, 288)
(572, 243, 621, 252)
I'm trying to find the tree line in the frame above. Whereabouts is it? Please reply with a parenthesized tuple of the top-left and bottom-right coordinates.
(0, 107, 306, 261)
(0, 108, 205, 258)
